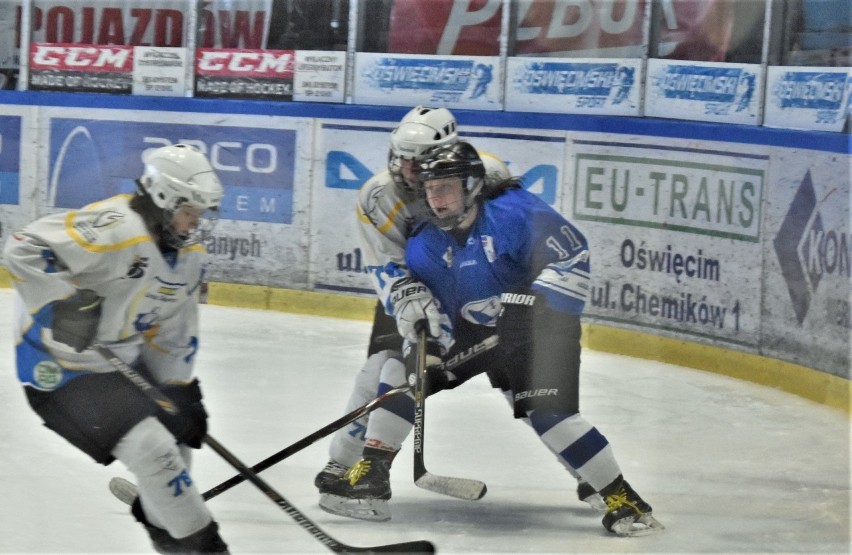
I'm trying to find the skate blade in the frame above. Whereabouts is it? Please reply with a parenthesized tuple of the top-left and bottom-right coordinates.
(610, 513, 665, 537)
(108, 477, 138, 506)
(319, 493, 391, 522)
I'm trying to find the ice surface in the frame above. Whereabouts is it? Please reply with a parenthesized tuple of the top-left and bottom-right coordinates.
(0, 289, 849, 554)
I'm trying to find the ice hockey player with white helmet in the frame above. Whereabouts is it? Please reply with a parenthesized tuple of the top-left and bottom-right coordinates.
(313, 106, 513, 500)
(4, 144, 229, 553)
(320, 142, 665, 537)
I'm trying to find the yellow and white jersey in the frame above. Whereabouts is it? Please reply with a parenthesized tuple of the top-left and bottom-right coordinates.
(4, 194, 207, 389)
(355, 153, 509, 314)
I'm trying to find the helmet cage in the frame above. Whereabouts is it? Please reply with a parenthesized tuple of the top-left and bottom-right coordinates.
(417, 142, 485, 230)
(138, 144, 223, 248)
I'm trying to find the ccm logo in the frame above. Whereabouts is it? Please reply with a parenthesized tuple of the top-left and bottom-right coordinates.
(31, 45, 132, 70)
(143, 138, 277, 174)
(197, 50, 294, 75)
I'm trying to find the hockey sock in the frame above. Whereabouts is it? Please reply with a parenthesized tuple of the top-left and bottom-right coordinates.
(113, 416, 213, 539)
(528, 410, 622, 493)
(329, 350, 402, 467)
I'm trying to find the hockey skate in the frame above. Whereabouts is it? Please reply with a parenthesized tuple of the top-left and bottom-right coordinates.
(314, 460, 349, 491)
(318, 448, 394, 522)
(600, 479, 664, 537)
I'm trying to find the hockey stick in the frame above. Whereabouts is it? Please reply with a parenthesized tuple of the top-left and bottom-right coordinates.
(412, 327, 488, 501)
(111, 334, 501, 506)
(94, 345, 435, 554)
(110, 382, 413, 505)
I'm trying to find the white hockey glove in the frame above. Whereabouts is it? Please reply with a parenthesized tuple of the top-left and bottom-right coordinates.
(390, 278, 455, 354)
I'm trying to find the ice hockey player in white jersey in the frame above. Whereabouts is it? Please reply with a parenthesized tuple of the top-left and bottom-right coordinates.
(318, 142, 665, 537)
(4, 144, 229, 553)
(313, 106, 511, 501)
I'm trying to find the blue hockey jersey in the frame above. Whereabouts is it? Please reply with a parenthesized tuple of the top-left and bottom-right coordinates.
(405, 188, 590, 329)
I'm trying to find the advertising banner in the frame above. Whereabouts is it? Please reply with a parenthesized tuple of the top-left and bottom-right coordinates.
(645, 59, 761, 125)
(132, 46, 187, 96)
(22, 0, 271, 49)
(763, 66, 851, 133)
(310, 121, 568, 295)
(29, 43, 134, 93)
(762, 149, 850, 377)
(195, 48, 294, 99)
(352, 53, 502, 109)
(569, 136, 769, 348)
(293, 50, 345, 103)
(40, 110, 310, 288)
(505, 57, 641, 115)
(194, 48, 345, 102)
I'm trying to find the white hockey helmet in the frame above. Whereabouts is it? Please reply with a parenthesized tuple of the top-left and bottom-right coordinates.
(140, 144, 223, 212)
(389, 106, 458, 191)
(138, 144, 223, 247)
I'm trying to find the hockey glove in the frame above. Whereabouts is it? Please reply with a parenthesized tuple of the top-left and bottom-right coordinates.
(157, 378, 208, 449)
(390, 278, 455, 354)
(497, 289, 546, 351)
(51, 289, 103, 352)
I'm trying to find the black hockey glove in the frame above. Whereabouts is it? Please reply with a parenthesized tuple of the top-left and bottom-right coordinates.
(497, 288, 546, 352)
(51, 289, 103, 352)
(157, 378, 208, 449)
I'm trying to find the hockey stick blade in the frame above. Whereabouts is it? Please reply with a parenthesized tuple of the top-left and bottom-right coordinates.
(415, 472, 487, 501)
(412, 327, 488, 501)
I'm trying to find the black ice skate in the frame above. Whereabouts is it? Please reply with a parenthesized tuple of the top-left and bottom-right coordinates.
(314, 460, 348, 491)
(600, 478, 665, 537)
(318, 448, 394, 522)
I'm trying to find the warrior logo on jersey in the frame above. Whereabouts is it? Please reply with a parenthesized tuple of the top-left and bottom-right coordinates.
(461, 296, 502, 326)
(126, 256, 148, 279)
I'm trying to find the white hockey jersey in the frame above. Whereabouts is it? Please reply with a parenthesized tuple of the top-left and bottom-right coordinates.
(4, 194, 206, 390)
(355, 152, 510, 314)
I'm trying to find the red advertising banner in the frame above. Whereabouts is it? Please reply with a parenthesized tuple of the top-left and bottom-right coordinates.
(194, 47, 294, 99)
(29, 43, 134, 93)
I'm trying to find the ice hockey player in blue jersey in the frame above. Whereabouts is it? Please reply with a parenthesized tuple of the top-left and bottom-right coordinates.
(319, 141, 664, 537)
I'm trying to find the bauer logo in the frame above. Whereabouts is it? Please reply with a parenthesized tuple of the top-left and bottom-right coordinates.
(48, 118, 296, 223)
(773, 170, 849, 324)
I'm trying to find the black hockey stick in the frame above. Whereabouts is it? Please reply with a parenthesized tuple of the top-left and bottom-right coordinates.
(412, 327, 488, 501)
(94, 345, 435, 554)
(110, 382, 414, 505)
(110, 334, 500, 506)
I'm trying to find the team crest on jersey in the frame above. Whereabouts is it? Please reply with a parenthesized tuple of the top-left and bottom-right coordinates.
(91, 210, 124, 229)
(126, 256, 148, 279)
(361, 187, 385, 226)
(33, 360, 63, 390)
(480, 235, 496, 263)
(442, 246, 453, 268)
(461, 296, 501, 326)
